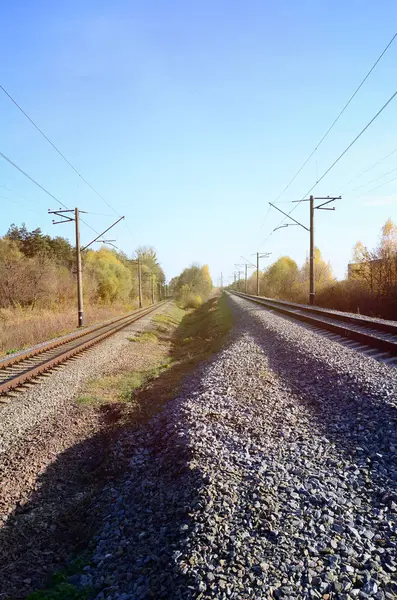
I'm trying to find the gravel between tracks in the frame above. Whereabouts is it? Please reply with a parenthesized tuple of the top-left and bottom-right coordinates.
(82, 294, 397, 600)
(0, 307, 165, 456)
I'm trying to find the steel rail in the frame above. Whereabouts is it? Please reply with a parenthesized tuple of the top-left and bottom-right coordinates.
(234, 292, 397, 335)
(0, 302, 166, 395)
(232, 292, 397, 357)
(0, 304, 161, 370)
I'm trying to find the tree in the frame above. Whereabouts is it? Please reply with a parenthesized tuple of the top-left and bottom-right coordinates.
(170, 264, 213, 306)
(300, 247, 333, 288)
(350, 219, 397, 298)
(264, 256, 299, 300)
(85, 248, 132, 304)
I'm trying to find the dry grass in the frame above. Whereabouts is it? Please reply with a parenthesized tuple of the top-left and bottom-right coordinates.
(0, 303, 139, 357)
(76, 295, 233, 427)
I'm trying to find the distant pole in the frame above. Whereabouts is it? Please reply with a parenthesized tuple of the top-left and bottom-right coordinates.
(244, 264, 248, 293)
(75, 207, 84, 327)
(151, 274, 155, 305)
(309, 195, 315, 305)
(138, 256, 143, 308)
(256, 252, 259, 296)
(238, 270, 243, 291)
(220, 272, 223, 289)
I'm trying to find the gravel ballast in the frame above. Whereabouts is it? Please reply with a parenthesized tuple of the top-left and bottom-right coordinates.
(82, 294, 397, 600)
(0, 304, 170, 598)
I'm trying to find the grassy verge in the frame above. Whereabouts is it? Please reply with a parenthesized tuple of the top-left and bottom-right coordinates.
(76, 294, 232, 425)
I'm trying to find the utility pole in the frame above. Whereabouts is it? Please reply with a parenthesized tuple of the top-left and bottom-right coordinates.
(254, 252, 271, 296)
(49, 208, 124, 327)
(236, 258, 255, 294)
(309, 195, 315, 305)
(75, 208, 84, 327)
(237, 270, 243, 291)
(151, 274, 155, 305)
(138, 256, 143, 308)
(269, 195, 340, 305)
(220, 272, 223, 289)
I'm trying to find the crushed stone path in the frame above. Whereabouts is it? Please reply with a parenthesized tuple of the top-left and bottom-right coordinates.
(79, 294, 397, 600)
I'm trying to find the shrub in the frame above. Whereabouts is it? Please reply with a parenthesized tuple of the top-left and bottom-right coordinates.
(184, 293, 203, 309)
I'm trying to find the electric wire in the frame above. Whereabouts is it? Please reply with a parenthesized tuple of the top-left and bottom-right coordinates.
(270, 32, 397, 205)
(341, 146, 397, 191)
(0, 150, 100, 236)
(355, 173, 397, 199)
(0, 84, 135, 243)
(350, 165, 397, 193)
(0, 84, 121, 218)
(0, 150, 69, 209)
(0, 194, 41, 215)
(267, 87, 397, 235)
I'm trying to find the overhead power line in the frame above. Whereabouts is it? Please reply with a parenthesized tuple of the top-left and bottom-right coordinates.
(300, 89, 397, 200)
(270, 32, 397, 205)
(0, 149, 100, 236)
(342, 146, 397, 191)
(356, 173, 397, 199)
(0, 150, 69, 209)
(267, 86, 397, 237)
(0, 84, 121, 218)
(351, 165, 397, 193)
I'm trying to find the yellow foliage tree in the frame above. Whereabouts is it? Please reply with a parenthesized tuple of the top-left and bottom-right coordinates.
(85, 248, 132, 304)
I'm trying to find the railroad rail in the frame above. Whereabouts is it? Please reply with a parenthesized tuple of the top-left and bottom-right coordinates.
(0, 302, 166, 395)
(232, 292, 397, 363)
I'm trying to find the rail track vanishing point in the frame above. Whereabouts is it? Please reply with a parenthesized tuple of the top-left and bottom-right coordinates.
(0, 302, 166, 396)
(233, 292, 397, 365)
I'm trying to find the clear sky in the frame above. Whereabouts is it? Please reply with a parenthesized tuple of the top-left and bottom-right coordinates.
(1, 1, 396, 284)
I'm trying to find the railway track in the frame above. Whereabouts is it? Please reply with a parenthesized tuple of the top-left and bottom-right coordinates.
(0, 302, 166, 395)
(232, 292, 397, 365)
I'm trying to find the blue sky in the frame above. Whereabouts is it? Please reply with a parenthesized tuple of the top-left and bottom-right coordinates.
(1, 1, 396, 284)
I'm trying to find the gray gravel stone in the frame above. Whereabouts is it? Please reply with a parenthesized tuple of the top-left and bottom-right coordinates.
(84, 294, 397, 599)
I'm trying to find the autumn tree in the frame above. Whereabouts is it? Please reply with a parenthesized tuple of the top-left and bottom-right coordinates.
(170, 264, 213, 307)
(300, 247, 333, 290)
(351, 219, 397, 298)
(264, 256, 299, 300)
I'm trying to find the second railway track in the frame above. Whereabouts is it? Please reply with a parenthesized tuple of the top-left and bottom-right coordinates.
(233, 291, 397, 365)
(0, 301, 167, 396)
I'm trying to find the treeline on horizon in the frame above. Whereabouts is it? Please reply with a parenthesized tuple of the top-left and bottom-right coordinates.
(230, 219, 397, 320)
(0, 223, 165, 310)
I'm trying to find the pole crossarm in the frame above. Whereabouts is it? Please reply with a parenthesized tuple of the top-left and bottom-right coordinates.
(269, 202, 309, 232)
(81, 216, 124, 251)
(48, 208, 75, 225)
(314, 196, 341, 210)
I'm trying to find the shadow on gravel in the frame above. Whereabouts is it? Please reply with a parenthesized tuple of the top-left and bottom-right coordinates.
(0, 407, 120, 599)
(246, 303, 397, 504)
(0, 298, 232, 600)
(0, 401, 203, 600)
(89, 410, 204, 600)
